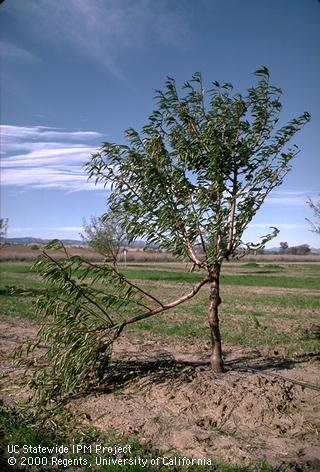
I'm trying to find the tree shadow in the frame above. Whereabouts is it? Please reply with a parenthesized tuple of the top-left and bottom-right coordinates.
(87, 346, 320, 393)
(57, 355, 207, 405)
(58, 350, 319, 405)
(224, 350, 319, 372)
(103, 354, 205, 392)
(98, 349, 318, 392)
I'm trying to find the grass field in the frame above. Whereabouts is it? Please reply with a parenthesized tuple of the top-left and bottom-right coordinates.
(0, 258, 319, 471)
(1, 260, 319, 354)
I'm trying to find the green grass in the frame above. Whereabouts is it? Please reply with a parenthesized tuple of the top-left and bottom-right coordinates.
(132, 303, 320, 355)
(121, 268, 320, 289)
(1, 262, 319, 288)
(123, 268, 203, 282)
(0, 263, 37, 274)
(0, 294, 36, 318)
(242, 262, 261, 268)
(222, 291, 320, 310)
(1, 261, 319, 354)
(0, 273, 56, 318)
(221, 274, 320, 289)
(126, 274, 320, 355)
(0, 275, 43, 289)
(122, 268, 319, 289)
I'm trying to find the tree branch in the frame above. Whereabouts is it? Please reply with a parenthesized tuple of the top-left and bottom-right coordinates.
(114, 276, 210, 338)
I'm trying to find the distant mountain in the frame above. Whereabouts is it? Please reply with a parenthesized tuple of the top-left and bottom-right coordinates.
(265, 246, 320, 254)
(4, 237, 84, 246)
(60, 239, 85, 246)
(130, 240, 147, 249)
(3, 237, 147, 248)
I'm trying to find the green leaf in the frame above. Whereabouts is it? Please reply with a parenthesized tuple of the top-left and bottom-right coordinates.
(254, 66, 270, 77)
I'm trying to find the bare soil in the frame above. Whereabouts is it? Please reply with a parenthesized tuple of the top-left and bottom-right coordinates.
(0, 244, 100, 260)
(1, 315, 319, 471)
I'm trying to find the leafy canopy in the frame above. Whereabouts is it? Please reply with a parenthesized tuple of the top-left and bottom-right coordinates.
(87, 68, 310, 268)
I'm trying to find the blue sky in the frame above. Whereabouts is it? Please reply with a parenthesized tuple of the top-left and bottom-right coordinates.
(1, 0, 319, 247)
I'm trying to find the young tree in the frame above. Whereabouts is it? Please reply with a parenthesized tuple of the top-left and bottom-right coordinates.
(280, 241, 289, 254)
(19, 69, 310, 408)
(87, 68, 310, 372)
(81, 212, 126, 266)
(306, 198, 320, 235)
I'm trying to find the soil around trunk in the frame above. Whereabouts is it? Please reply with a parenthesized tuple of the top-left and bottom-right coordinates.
(0, 315, 319, 471)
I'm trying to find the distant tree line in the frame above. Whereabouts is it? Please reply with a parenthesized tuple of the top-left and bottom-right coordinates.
(279, 242, 311, 255)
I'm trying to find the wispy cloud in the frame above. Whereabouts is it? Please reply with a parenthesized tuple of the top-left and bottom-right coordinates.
(0, 40, 40, 63)
(249, 223, 307, 230)
(266, 190, 319, 206)
(11, 226, 82, 234)
(1, 125, 106, 191)
(7, 0, 187, 80)
(2, 125, 101, 142)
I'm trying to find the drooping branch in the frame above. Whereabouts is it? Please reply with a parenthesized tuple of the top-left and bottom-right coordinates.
(41, 251, 115, 326)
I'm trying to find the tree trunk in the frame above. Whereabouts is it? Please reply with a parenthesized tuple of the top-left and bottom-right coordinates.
(208, 268, 225, 373)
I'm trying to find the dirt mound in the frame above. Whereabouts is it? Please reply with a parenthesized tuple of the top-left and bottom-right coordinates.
(159, 370, 297, 430)
(77, 351, 320, 471)
(1, 315, 319, 471)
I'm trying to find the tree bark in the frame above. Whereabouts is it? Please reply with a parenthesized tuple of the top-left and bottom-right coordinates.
(208, 268, 225, 373)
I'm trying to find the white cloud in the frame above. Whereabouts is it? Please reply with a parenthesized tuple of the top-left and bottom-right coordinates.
(1, 125, 107, 191)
